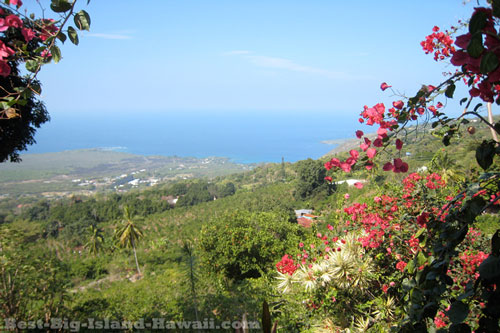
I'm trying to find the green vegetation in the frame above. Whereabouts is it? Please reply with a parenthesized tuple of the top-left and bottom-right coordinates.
(0, 149, 252, 196)
(0, 117, 497, 331)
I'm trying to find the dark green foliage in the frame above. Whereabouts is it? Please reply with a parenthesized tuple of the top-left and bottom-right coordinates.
(176, 181, 213, 207)
(0, 226, 70, 321)
(198, 210, 305, 281)
(294, 158, 327, 199)
(0, 36, 50, 163)
(70, 257, 109, 280)
(217, 182, 236, 198)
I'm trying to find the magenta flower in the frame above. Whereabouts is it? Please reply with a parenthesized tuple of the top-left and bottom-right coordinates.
(380, 82, 391, 91)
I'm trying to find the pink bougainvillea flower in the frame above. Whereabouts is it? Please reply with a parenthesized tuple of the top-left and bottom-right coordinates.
(324, 176, 332, 182)
(349, 149, 359, 159)
(365, 161, 374, 170)
(355, 130, 364, 138)
(327, 224, 334, 231)
(354, 182, 364, 189)
(428, 105, 438, 115)
(393, 158, 409, 173)
(344, 193, 350, 200)
(41, 49, 52, 58)
(8, 0, 23, 7)
(392, 100, 404, 110)
(396, 139, 403, 150)
(5, 14, 22, 28)
(383, 162, 394, 171)
(417, 212, 429, 227)
(346, 157, 357, 166)
(0, 41, 15, 59)
(0, 18, 9, 32)
(380, 82, 391, 91)
(377, 127, 388, 138)
(427, 85, 436, 92)
(21, 28, 35, 43)
(360, 142, 369, 151)
(366, 148, 377, 159)
(340, 162, 352, 173)
(373, 138, 383, 147)
(0, 60, 11, 77)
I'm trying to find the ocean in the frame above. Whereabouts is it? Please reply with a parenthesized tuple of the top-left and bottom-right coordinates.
(26, 110, 359, 164)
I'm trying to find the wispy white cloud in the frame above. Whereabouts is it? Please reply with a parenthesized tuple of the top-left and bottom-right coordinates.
(222, 50, 252, 56)
(86, 33, 132, 40)
(225, 51, 368, 80)
(245, 55, 329, 76)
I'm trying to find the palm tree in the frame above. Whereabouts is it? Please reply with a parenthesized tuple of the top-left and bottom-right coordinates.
(115, 206, 143, 275)
(429, 149, 464, 183)
(84, 225, 105, 256)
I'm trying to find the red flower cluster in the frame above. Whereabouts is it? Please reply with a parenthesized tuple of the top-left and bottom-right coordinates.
(459, 250, 488, 276)
(0, 4, 61, 77)
(396, 260, 407, 272)
(421, 26, 456, 61)
(449, 8, 500, 102)
(434, 311, 448, 328)
(276, 254, 298, 276)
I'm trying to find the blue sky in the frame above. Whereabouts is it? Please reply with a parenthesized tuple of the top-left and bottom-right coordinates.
(34, 0, 475, 115)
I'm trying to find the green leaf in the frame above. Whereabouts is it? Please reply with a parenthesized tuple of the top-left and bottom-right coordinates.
(479, 255, 500, 280)
(50, 0, 72, 12)
(74, 10, 91, 31)
(56, 32, 67, 44)
(50, 45, 62, 64)
(417, 251, 427, 266)
(460, 97, 468, 105)
(34, 46, 46, 54)
(480, 52, 499, 74)
(474, 103, 483, 112)
(445, 83, 456, 98)
(68, 26, 79, 45)
(467, 34, 484, 59)
(406, 258, 415, 274)
(449, 323, 471, 333)
(469, 10, 487, 34)
(494, 121, 500, 134)
(475, 140, 496, 170)
(492, 230, 500, 257)
(426, 271, 438, 281)
(493, 0, 500, 18)
(25, 60, 39, 73)
(447, 300, 469, 324)
(415, 227, 426, 238)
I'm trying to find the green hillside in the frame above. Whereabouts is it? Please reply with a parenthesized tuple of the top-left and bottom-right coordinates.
(0, 118, 499, 332)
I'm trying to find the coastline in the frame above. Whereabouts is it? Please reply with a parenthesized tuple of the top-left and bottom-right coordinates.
(321, 132, 377, 157)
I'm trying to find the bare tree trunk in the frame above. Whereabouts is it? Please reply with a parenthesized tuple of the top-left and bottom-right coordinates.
(487, 102, 499, 142)
(131, 238, 141, 275)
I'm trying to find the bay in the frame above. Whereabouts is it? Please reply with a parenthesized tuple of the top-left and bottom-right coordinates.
(26, 110, 359, 163)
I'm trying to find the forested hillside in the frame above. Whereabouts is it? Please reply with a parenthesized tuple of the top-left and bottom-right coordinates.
(1, 116, 498, 331)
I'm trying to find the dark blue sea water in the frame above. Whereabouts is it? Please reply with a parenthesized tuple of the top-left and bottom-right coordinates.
(26, 110, 359, 164)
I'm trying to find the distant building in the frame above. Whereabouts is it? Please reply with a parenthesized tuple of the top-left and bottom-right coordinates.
(298, 217, 313, 228)
(295, 209, 313, 217)
(334, 179, 366, 186)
